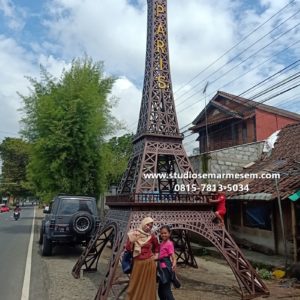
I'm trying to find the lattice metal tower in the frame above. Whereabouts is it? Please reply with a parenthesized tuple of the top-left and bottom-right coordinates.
(72, 1, 270, 299)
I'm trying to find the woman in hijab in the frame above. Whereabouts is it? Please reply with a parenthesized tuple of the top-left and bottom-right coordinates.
(125, 217, 159, 300)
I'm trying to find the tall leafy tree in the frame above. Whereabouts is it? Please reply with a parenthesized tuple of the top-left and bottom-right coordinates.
(0, 137, 31, 199)
(20, 57, 118, 201)
(102, 133, 133, 189)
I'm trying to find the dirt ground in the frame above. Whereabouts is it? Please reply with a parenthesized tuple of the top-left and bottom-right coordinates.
(40, 243, 300, 300)
(172, 256, 300, 300)
(34, 209, 300, 300)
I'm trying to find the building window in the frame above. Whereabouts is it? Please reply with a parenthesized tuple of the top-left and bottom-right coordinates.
(243, 203, 272, 231)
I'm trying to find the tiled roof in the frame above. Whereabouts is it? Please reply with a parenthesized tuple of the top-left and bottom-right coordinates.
(192, 91, 300, 126)
(190, 116, 236, 131)
(228, 123, 300, 200)
(218, 91, 300, 121)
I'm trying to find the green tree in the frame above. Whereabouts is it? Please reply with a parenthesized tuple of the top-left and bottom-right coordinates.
(0, 137, 31, 200)
(102, 133, 133, 189)
(19, 57, 118, 201)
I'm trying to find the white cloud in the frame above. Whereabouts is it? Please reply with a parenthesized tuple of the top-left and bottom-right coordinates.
(42, 0, 238, 134)
(37, 54, 70, 78)
(0, 35, 69, 141)
(43, 0, 238, 87)
(0, 0, 26, 30)
(44, 0, 147, 82)
(0, 35, 35, 140)
(0, 0, 14, 17)
(111, 77, 141, 133)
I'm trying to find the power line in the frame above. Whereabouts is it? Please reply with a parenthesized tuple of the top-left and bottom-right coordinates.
(184, 77, 300, 140)
(129, 35, 300, 133)
(183, 80, 300, 145)
(237, 60, 300, 98)
(179, 59, 300, 133)
(126, 1, 300, 133)
(128, 52, 300, 135)
(175, 8, 300, 105)
(277, 93, 300, 108)
(173, 0, 296, 96)
(183, 86, 300, 138)
(178, 41, 300, 131)
(182, 96, 299, 149)
(210, 39, 300, 98)
(247, 71, 300, 101)
(176, 21, 300, 115)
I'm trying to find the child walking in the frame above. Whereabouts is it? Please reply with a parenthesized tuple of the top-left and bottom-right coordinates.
(158, 225, 176, 300)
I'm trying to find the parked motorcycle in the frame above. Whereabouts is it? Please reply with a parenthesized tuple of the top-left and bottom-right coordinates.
(13, 211, 20, 220)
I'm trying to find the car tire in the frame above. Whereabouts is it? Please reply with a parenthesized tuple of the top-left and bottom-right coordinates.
(41, 234, 52, 256)
(71, 212, 93, 235)
(39, 226, 44, 245)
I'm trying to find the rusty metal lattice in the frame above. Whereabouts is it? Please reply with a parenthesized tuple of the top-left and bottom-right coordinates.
(72, 210, 131, 277)
(72, 0, 269, 299)
(172, 229, 198, 268)
(118, 140, 201, 195)
(73, 210, 269, 299)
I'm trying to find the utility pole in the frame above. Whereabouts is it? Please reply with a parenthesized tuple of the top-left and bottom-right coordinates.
(264, 170, 288, 269)
(274, 176, 288, 269)
(203, 82, 210, 152)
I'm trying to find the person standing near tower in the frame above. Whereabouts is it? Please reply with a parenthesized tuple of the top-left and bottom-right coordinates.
(157, 225, 177, 300)
(125, 217, 159, 300)
(209, 193, 226, 226)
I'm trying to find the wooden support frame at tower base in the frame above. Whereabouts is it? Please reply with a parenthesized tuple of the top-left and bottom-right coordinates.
(172, 229, 198, 268)
(72, 208, 270, 300)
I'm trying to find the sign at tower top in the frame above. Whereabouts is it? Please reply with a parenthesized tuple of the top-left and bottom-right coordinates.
(155, 2, 167, 89)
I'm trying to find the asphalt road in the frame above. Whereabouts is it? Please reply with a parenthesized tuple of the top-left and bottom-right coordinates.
(0, 206, 91, 300)
(0, 206, 34, 300)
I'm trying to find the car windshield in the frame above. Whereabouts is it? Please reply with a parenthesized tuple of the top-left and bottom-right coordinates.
(59, 199, 94, 215)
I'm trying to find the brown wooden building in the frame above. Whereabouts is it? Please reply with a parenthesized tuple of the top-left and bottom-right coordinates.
(190, 91, 300, 153)
(226, 123, 300, 261)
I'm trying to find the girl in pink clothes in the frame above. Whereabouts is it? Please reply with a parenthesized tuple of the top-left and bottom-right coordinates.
(158, 225, 176, 300)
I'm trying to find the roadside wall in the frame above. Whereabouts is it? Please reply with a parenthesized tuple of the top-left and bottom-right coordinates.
(189, 141, 265, 183)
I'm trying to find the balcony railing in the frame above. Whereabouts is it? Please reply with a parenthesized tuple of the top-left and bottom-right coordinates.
(106, 192, 217, 207)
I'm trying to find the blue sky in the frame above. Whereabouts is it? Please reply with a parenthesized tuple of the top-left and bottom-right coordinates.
(0, 0, 300, 153)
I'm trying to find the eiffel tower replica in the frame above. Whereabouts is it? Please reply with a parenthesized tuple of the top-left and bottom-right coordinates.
(72, 0, 269, 299)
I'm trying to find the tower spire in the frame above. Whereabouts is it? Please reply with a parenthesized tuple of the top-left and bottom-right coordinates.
(118, 0, 199, 195)
(136, 0, 181, 140)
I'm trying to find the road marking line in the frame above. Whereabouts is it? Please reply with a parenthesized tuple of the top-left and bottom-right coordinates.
(21, 207, 36, 300)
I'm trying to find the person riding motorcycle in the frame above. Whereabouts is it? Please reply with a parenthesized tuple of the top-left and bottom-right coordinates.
(14, 204, 21, 212)
(13, 204, 21, 220)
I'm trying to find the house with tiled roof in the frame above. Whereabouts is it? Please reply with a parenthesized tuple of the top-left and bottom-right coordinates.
(188, 91, 300, 261)
(226, 123, 300, 262)
(190, 91, 300, 153)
